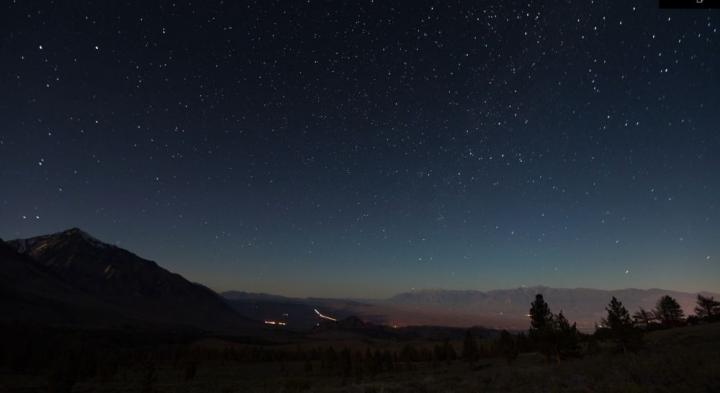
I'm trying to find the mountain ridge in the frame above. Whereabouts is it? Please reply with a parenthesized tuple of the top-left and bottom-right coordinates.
(3, 228, 260, 333)
(223, 286, 717, 331)
(4, 228, 715, 333)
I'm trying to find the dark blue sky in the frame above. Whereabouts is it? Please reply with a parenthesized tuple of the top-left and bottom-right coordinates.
(1, 1, 718, 297)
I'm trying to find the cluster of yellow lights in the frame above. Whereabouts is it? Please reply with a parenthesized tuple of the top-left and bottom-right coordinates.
(263, 320, 287, 326)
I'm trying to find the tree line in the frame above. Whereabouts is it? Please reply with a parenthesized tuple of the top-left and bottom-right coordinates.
(2, 294, 718, 391)
(521, 292, 720, 361)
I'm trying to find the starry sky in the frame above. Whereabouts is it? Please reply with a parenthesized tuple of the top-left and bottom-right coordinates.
(1, 1, 719, 298)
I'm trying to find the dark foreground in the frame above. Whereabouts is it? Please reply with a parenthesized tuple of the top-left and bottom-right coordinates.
(1, 323, 719, 393)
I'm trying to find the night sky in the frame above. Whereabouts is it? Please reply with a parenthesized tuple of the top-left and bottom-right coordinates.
(1, 1, 719, 298)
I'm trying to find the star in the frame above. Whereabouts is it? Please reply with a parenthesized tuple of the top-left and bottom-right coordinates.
(1, 0, 718, 299)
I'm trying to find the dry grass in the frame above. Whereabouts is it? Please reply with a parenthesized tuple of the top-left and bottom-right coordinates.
(2, 323, 719, 393)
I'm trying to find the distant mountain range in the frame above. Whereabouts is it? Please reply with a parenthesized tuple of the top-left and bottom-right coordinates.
(1, 228, 258, 333)
(223, 287, 717, 331)
(382, 287, 716, 330)
(2, 228, 716, 334)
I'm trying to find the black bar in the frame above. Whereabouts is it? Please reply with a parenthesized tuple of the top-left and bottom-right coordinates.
(660, 0, 720, 8)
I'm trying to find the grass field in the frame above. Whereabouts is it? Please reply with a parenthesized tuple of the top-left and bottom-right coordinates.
(1, 323, 719, 393)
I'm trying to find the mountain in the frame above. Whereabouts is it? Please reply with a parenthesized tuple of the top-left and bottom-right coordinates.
(223, 286, 717, 332)
(0, 236, 108, 324)
(7, 227, 710, 334)
(3, 228, 258, 333)
(222, 290, 385, 330)
(384, 286, 716, 330)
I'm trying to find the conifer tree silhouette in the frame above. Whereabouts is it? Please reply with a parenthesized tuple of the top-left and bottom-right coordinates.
(462, 330, 479, 362)
(655, 295, 685, 327)
(603, 297, 642, 352)
(695, 294, 720, 321)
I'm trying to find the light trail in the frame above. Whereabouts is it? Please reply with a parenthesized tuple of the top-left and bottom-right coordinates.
(314, 308, 337, 322)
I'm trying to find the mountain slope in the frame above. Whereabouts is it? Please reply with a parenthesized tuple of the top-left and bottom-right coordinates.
(5, 228, 258, 332)
(0, 237, 126, 325)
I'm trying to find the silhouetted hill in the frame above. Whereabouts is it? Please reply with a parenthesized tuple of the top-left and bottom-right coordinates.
(4, 228, 259, 333)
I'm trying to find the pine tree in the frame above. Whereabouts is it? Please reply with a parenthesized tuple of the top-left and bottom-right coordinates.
(184, 360, 198, 381)
(47, 359, 77, 393)
(498, 330, 519, 363)
(462, 330, 479, 362)
(555, 312, 581, 359)
(603, 297, 632, 331)
(340, 348, 353, 380)
(432, 344, 445, 364)
(323, 347, 338, 371)
(381, 350, 394, 372)
(515, 332, 530, 353)
(399, 344, 418, 363)
(632, 308, 656, 328)
(695, 294, 720, 321)
(655, 295, 685, 327)
(443, 339, 457, 362)
(140, 360, 157, 393)
(585, 335, 601, 356)
(602, 297, 642, 352)
(529, 294, 553, 337)
(529, 294, 556, 361)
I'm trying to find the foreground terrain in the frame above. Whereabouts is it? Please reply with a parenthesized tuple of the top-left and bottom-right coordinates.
(1, 322, 718, 393)
(2, 230, 718, 392)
